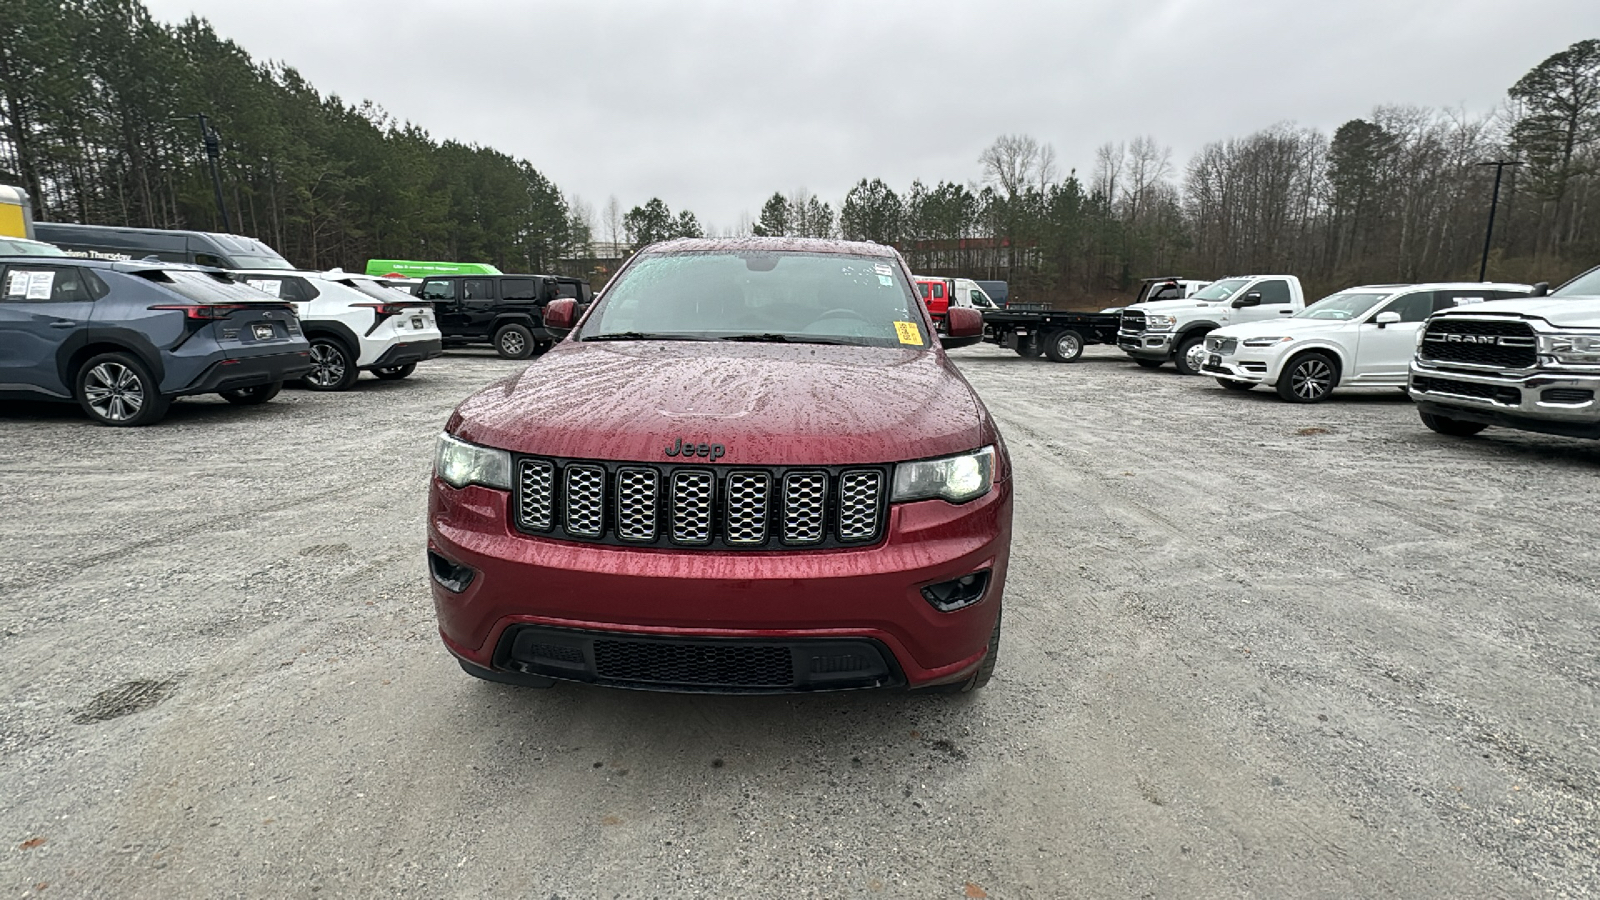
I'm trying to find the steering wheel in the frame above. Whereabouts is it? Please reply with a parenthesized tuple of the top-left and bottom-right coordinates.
(817, 308, 871, 322)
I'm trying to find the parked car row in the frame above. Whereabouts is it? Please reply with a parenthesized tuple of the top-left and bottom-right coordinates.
(0, 254, 447, 426)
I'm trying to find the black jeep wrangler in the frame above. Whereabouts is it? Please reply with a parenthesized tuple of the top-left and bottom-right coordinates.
(417, 274, 593, 359)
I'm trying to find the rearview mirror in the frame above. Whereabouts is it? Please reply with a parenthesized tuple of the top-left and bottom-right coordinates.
(543, 298, 577, 332)
(945, 307, 984, 338)
(1232, 292, 1262, 308)
(1530, 282, 1550, 297)
(1374, 311, 1401, 327)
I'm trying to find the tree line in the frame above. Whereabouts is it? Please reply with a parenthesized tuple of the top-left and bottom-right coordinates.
(0, 0, 587, 273)
(628, 40, 1598, 306)
(3, 3, 1595, 305)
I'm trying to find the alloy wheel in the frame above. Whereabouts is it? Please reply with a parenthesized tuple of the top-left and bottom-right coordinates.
(1291, 359, 1334, 400)
(82, 362, 144, 422)
(500, 331, 527, 356)
(1184, 342, 1208, 373)
(307, 342, 347, 388)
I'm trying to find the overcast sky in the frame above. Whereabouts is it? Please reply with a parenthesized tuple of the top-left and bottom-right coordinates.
(144, 0, 1600, 234)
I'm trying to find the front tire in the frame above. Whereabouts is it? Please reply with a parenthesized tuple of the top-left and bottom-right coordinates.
(1216, 378, 1254, 392)
(1134, 358, 1164, 369)
(373, 363, 417, 380)
(494, 324, 535, 360)
(219, 382, 282, 405)
(1044, 330, 1085, 363)
(1174, 335, 1208, 376)
(1419, 410, 1488, 436)
(1276, 352, 1338, 403)
(303, 337, 359, 391)
(75, 352, 170, 427)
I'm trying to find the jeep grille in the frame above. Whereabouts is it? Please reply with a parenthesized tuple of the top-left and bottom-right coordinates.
(515, 458, 888, 550)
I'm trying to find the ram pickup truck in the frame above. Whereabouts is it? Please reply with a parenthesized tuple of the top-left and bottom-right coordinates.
(1410, 265, 1600, 440)
(1119, 275, 1305, 374)
(428, 237, 1011, 694)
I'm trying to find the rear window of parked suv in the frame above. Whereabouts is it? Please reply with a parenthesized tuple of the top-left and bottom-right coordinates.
(580, 250, 928, 349)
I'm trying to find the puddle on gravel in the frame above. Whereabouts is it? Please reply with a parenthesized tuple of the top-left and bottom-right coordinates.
(74, 679, 178, 724)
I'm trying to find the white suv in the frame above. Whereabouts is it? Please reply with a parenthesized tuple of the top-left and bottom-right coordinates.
(1202, 282, 1533, 402)
(237, 270, 443, 391)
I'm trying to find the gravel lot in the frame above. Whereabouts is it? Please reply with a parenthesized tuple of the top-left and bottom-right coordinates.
(1, 343, 1596, 899)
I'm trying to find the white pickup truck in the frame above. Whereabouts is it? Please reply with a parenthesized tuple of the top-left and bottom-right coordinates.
(1118, 275, 1306, 375)
(1410, 264, 1600, 440)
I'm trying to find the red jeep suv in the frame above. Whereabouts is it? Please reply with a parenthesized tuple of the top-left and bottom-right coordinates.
(427, 238, 1012, 693)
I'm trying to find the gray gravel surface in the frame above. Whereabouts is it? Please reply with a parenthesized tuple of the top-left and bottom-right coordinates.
(1, 344, 1595, 899)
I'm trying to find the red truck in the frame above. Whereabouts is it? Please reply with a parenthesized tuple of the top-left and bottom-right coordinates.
(427, 237, 1013, 693)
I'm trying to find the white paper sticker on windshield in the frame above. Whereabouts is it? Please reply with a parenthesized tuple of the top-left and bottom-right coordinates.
(874, 264, 893, 276)
(3, 271, 25, 298)
(1453, 296, 1485, 305)
(245, 279, 283, 297)
(25, 271, 55, 300)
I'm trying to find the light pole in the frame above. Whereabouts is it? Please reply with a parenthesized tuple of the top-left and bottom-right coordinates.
(174, 113, 231, 232)
(1476, 160, 1521, 282)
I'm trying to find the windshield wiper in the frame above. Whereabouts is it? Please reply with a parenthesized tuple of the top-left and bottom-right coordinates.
(581, 332, 709, 342)
(718, 333, 855, 345)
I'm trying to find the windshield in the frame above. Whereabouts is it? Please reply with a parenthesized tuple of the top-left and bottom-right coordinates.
(579, 250, 929, 349)
(1552, 265, 1600, 298)
(339, 277, 421, 302)
(1190, 278, 1251, 302)
(0, 237, 65, 256)
(230, 255, 294, 270)
(1294, 291, 1393, 320)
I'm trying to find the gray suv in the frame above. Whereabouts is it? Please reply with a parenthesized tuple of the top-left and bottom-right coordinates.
(0, 257, 311, 426)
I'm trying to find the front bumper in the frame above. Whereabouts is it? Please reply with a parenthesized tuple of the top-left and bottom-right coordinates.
(1117, 329, 1173, 359)
(1201, 351, 1275, 384)
(427, 478, 1012, 691)
(366, 339, 443, 369)
(174, 349, 313, 396)
(1409, 362, 1600, 439)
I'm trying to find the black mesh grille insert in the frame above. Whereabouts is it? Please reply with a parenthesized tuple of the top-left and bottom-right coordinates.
(1413, 376, 1521, 404)
(1121, 310, 1147, 333)
(592, 640, 795, 687)
(1420, 318, 1537, 368)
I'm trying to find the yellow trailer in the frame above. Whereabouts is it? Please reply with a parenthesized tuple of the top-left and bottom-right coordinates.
(1, 185, 35, 239)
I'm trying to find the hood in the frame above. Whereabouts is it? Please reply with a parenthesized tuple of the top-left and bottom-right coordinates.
(449, 341, 987, 465)
(1125, 298, 1227, 315)
(1212, 317, 1349, 339)
(1436, 297, 1600, 330)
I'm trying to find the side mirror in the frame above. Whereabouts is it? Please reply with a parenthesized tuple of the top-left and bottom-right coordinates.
(945, 307, 984, 338)
(1530, 282, 1550, 297)
(1232, 292, 1262, 308)
(1373, 311, 1401, 328)
(543, 298, 577, 332)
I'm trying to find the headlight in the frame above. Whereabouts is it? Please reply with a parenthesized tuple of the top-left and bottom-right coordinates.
(435, 432, 512, 490)
(1540, 333, 1600, 364)
(892, 446, 996, 504)
(1145, 315, 1177, 332)
(1242, 336, 1293, 348)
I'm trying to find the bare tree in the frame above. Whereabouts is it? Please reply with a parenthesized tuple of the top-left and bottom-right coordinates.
(980, 134, 1056, 199)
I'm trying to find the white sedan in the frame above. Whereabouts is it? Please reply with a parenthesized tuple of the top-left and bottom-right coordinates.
(1201, 282, 1532, 402)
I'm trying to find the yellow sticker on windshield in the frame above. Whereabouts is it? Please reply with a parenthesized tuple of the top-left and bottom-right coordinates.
(894, 321, 923, 345)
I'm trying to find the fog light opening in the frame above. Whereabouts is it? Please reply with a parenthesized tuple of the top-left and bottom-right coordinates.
(428, 550, 477, 593)
(921, 571, 991, 612)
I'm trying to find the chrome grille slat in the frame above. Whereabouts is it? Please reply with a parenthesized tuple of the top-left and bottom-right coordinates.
(724, 471, 771, 545)
(564, 465, 606, 538)
(782, 471, 828, 545)
(615, 467, 658, 542)
(671, 470, 714, 545)
(517, 459, 555, 531)
(836, 470, 882, 542)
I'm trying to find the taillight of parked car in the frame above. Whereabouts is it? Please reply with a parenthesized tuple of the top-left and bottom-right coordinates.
(352, 301, 429, 331)
(149, 303, 269, 320)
